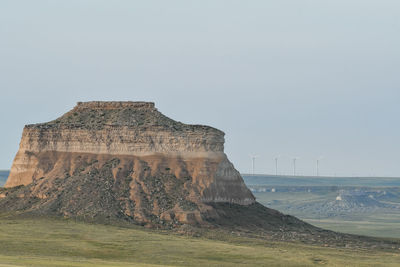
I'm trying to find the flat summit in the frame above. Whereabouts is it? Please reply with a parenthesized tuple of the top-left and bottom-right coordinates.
(3, 101, 255, 225)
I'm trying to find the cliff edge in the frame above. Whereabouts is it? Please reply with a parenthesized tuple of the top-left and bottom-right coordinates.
(2, 101, 254, 225)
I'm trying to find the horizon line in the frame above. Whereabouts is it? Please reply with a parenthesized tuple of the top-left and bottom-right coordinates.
(241, 173, 400, 179)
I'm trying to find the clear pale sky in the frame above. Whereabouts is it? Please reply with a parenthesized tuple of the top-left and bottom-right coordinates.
(1, 1, 399, 176)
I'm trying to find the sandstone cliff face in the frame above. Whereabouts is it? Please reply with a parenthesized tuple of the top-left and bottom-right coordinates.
(3, 101, 254, 225)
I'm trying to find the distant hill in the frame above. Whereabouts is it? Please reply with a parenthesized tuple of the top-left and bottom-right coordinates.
(243, 174, 400, 187)
(244, 174, 400, 238)
(0, 171, 9, 187)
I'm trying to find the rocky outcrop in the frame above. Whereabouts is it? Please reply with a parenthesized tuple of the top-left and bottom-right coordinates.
(3, 101, 254, 225)
(3, 102, 400, 250)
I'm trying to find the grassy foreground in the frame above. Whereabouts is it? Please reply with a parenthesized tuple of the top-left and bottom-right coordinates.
(0, 217, 399, 267)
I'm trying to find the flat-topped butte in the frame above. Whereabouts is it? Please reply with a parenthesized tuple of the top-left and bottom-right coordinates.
(26, 101, 224, 134)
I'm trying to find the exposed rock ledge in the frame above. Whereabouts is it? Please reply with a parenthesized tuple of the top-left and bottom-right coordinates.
(3, 101, 255, 225)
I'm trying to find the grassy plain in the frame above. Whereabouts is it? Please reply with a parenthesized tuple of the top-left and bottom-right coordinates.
(307, 217, 400, 239)
(0, 217, 399, 267)
(254, 191, 400, 238)
(244, 174, 400, 238)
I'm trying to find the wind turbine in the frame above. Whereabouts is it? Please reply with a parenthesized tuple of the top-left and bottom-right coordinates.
(274, 155, 281, 176)
(316, 156, 324, 176)
(293, 157, 300, 176)
(249, 155, 259, 175)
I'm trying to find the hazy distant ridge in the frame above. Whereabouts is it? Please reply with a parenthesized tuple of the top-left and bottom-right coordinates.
(243, 174, 400, 187)
(0, 171, 9, 187)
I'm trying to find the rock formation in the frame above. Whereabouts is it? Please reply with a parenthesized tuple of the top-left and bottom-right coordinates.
(2, 101, 400, 250)
(3, 101, 254, 225)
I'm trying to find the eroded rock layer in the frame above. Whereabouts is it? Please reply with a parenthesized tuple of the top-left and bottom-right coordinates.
(3, 101, 254, 225)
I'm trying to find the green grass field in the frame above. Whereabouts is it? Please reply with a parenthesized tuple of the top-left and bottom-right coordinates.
(0, 217, 399, 267)
(306, 217, 400, 239)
